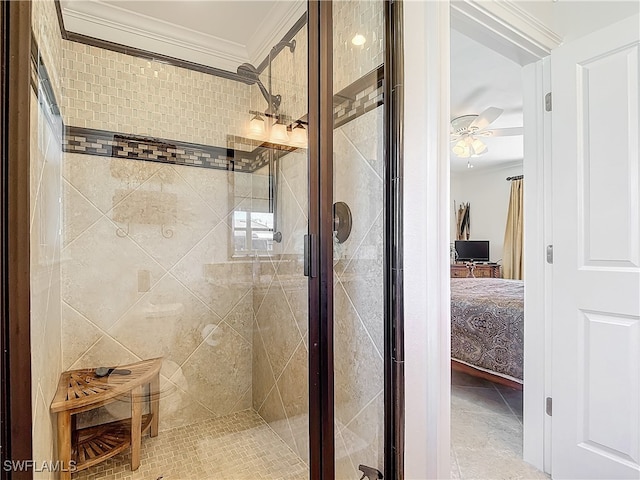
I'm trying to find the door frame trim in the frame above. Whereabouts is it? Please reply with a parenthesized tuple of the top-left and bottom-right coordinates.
(1, 1, 34, 478)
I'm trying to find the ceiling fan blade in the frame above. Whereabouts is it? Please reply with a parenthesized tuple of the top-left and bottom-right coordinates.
(488, 127, 524, 137)
(470, 107, 503, 130)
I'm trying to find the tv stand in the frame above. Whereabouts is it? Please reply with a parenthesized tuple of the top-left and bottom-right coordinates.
(451, 262, 501, 278)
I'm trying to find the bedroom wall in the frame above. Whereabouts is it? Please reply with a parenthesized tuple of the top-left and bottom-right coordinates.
(451, 162, 523, 263)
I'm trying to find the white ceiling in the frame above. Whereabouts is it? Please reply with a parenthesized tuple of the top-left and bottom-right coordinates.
(450, 29, 524, 173)
(60, 0, 305, 72)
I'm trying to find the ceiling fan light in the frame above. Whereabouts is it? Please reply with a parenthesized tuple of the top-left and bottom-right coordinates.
(471, 145, 488, 157)
(470, 138, 487, 155)
(452, 141, 468, 157)
(455, 147, 471, 158)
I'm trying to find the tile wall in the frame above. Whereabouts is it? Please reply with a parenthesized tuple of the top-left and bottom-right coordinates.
(61, 153, 255, 431)
(333, 0, 385, 93)
(333, 106, 385, 477)
(251, 0, 385, 474)
(248, 6, 311, 465)
(61, 41, 251, 148)
(251, 110, 385, 478)
(253, 23, 308, 126)
(252, 147, 310, 463)
(32, 0, 63, 102)
(60, 44, 256, 430)
(51, 1, 384, 473)
(31, 2, 64, 478)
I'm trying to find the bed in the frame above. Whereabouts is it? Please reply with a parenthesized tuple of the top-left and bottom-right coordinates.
(450, 277, 524, 389)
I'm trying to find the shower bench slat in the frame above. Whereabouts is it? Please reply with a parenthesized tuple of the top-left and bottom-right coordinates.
(50, 357, 162, 480)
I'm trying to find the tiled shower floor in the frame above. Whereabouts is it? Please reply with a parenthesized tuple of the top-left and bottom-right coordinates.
(72, 410, 307, 480)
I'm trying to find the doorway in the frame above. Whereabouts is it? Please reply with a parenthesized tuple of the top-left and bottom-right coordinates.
(448, 26, 538, 479)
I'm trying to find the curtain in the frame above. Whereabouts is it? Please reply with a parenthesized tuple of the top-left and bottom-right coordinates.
(503, 179, 523, 279)
(455, 202, 470, 240)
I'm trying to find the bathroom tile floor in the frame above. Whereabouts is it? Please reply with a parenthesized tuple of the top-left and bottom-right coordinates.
(451, 369, 549, 480)
(71, 409, 307, 480)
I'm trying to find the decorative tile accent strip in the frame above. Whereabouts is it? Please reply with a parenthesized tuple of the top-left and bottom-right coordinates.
(63, 126, 298, 173)
(64, 126, 242, 170)
(62, 66, 383, 171)
(334, 65, 384, 129)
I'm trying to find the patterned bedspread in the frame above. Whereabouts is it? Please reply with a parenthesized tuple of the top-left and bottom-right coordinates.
(451, 278, 524, 381)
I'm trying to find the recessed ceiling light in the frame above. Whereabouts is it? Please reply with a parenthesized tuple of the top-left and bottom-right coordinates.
(351, 34, 366, 46)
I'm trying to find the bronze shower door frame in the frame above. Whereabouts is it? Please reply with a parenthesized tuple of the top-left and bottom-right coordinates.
(1, 2, 34, 480)
(307, 1, 404, 479)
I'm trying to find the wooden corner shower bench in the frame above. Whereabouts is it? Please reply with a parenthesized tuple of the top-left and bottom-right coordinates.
(50, 358, 162, 479)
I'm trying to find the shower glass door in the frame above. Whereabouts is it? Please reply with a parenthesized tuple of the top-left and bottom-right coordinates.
(28, 0, 394, 477)
(249, 0, 312, 474)
(332, 1, 386, 477)
(53, 1, 312, 478)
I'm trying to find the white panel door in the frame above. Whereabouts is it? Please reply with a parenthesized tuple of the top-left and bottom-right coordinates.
(551, 14, 640, 480)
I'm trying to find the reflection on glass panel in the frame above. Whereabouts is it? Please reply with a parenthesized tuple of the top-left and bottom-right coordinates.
(53, 0, 309, 478)
(233, 209, 275, 255)
(333, 0, 386, 478)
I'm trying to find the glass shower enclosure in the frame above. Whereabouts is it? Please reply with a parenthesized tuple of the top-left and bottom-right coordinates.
(26, 0, 392, 478)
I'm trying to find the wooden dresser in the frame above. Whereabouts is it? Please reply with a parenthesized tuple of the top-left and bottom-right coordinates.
(450, 263, 502, 278)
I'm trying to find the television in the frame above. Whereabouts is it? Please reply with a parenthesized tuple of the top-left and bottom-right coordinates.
(455, 240, 490, 262)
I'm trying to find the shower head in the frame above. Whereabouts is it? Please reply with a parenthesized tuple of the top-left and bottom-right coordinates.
(237, 62, 281, 113)
(272, 39, 296, 54)
(237, 62, 260, 83)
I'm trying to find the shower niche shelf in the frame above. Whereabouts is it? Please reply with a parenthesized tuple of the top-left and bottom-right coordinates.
(51, 357, 162, 480)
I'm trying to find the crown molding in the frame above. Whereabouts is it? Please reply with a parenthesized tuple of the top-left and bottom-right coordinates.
(484, 1, 562, 47)
(451, 0, 562, 65)
(246, 1, 306, 67)
(61, 0, 249, 72)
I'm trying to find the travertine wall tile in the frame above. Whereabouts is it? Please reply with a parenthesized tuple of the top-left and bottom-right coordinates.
(62, 154, 254, 430)
(61, 41, 251, 147)
(333, 0, 385, 93)
(32, 0, 63, 105)
(30, 2, 63, 468)
(56, 4, 385, 469)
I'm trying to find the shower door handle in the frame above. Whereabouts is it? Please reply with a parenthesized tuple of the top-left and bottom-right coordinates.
(304, 234, 317, 278)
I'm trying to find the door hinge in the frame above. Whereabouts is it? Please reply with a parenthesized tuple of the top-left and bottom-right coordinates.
(546, 245, 553, 264)
(546, 397, 553, 416)
(545, 92, 552, 112)
(303, 234, 317, 278)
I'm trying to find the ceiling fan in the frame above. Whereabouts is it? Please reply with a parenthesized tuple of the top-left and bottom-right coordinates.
(450, 107, 523, 158)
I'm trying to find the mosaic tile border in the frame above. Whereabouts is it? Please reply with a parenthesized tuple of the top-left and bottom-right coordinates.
(334, 65, 384, 129)
(63, 126, 269, 172)
(61, 65, 383, 171)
